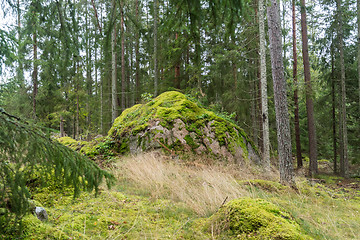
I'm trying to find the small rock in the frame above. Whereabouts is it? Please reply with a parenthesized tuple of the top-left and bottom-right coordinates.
(35, 207, 48, 221)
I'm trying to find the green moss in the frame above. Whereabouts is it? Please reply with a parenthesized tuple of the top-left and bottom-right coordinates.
(184, 134, 200, 150)
(315, 174, 343, 184)
(106, 91, 256, 159)
(80, 143, 99, 157)
(22, 214, 72, 240)
(57, 136, 79, 150)
(58, 137, 99, 157)
(21, 184, 199, 240)
(132, 123, 149, 135)
(118, 140, 129, 154)
(211, 120, 229, 146)
(206, 198, 312, 240)
(239, 180, 288, 193)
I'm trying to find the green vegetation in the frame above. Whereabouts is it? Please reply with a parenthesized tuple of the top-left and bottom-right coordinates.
(0, 111, 114, 236)
(107, 91, 256, 161)
(7, 152, 360, 239)
(206, 198, 311, 239)
(57, 137, 100, 158)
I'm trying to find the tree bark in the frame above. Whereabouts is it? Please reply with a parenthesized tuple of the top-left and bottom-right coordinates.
(300, 0, 318, 176)
(86, 4, 92, 140)
(175, 32, 181, 89)
(259, 0, 270, 170)
(358, 0, 360, 110)
(154, 0, 158, 96)
(135, 0, 140, 103)
(90, 0, 102, 35)
(331, 47, 337, 174)
(60, 115, 65, 137)
(17, 0, 24, 86)
(111, 0, 118, 123)
(121, 0, 126, 111)
(32, 28, 38, 120)
(293, 0, 302, 168)
(267, 0, 294, 185)
(337, 0, 349, 177)
(76, 61, 80, 140)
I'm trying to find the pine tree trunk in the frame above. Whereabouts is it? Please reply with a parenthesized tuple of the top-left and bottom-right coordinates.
(111, 0, 118, 123)
(17, 0, 24, 86)
(250, 74, 258, 147)
(358, 0, 360, 110)
(121, 0, 126, 111)
(267, 0, 294, 185)
(32, 29, 38, 120)
(300, 0, 318, 176)
(337, 0, 349, 177)
(175, 32, 181, 89)
(154, 0, 158, 96)
(331, 49, 337, 174)
(293, 0, 302, 168)
(91, 0, 102, 35)
(86, 5, 92, 140)
(259, 0, 270, 170)
(76, 62, 80, 140)
(60, 115, 65, 137)
(135, 0, 140, 103)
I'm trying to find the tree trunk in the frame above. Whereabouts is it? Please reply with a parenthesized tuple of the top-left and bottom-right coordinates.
(300, 0, 318, 176)
(337, 0, 349, 177)
(154, 0, 158, 96)
(86, 5, 92, 140)
(91, 0, 102, 35)
(331, 48, 337, 174)
(32, 29, 38, 120)
(60, 115, 65, 137)
(259, 0, 270, 170)
(250, 73, 258, 147)
(267, 0, 294, 185)
(76, 61, 80, 140)
(17, 0, 24, 86)
(135, 0, 140, 103)
(358, 0, 360, 110)
(293, 0, 302, 168)
(111, 0, 118, 123)
(121, 0, 126, 111)
(175, 32, 181, 89)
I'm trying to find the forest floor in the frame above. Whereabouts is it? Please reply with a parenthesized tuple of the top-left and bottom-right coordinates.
(21, 152, 360, 239)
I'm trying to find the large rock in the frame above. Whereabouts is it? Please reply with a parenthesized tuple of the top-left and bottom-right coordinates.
(206, 198, 312, 239)
(108, 91, 259, 164)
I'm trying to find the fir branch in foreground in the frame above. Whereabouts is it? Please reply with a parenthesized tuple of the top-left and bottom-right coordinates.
(0, 110, 115, 233)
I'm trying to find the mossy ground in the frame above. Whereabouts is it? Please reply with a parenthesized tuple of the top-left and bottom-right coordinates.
(22, 187, 200, 239)
(15, 152, 360, 240)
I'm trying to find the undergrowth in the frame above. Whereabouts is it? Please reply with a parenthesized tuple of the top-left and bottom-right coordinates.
(15, 152, 360, 239)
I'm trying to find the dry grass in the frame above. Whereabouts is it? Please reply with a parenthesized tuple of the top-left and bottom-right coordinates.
(113, 152, 259, 215)
(110, 152, 360, 239)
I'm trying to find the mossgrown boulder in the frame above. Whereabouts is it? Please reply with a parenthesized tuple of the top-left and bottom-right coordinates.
(108, 91, 259, 164)
(205, 198, 312, 239)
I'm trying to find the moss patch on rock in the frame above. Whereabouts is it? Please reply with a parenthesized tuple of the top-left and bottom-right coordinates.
(206, 198, 312, 240)
(57, 137, 100, 158)
(108, 91, 259, 164)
